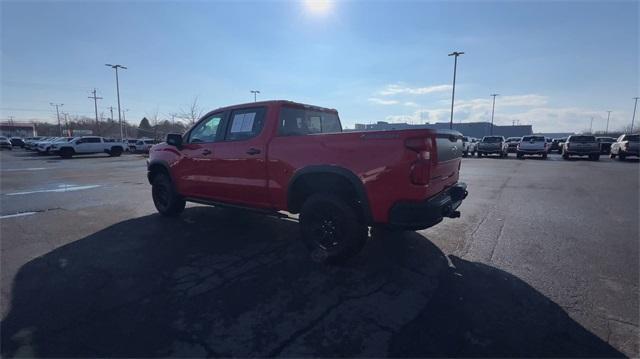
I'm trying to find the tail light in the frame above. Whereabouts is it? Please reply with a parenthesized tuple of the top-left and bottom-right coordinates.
(405, 137, 432, 185)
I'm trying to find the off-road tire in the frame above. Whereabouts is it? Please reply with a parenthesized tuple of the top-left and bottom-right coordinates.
(152, 173, 186, 217)
(300, 193, 368, 264)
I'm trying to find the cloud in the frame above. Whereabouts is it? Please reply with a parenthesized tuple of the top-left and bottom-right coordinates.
(368, 97, 399, 105)
(404, 102, 419, 107)
(379, 84, 452, 96)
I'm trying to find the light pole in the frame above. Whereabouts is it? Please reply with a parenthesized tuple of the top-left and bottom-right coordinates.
(250, 90, 260, 102)
(606, 110, 611, 135)
(122, 109, 129, 138)
(490, 94, 499, 135)
(589, 117, 593, 134)
(632, 97, 639, 133)
(448, 51, 464, 129)
(50, 103, 63, 136)
(105, 64, 127, 140)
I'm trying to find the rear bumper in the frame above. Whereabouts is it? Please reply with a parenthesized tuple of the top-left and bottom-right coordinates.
(388, 183, 468, 230)
(565, 151, 599, 156)
(518, 149, 546, 155)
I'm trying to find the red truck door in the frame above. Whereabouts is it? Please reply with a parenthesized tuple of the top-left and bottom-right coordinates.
(174, 112, 225, 197)
(206, 106, 270, 208)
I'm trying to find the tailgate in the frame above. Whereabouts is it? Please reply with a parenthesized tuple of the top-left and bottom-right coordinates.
(431, 130, 463, 188)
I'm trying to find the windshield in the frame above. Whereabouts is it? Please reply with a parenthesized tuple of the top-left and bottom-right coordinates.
(506, 137, 520, 142)
(482, 137, 503, 143)
(569, 136, 596, 143)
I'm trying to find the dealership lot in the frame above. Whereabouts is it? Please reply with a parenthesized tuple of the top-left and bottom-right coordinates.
(0, 150, 638, 357)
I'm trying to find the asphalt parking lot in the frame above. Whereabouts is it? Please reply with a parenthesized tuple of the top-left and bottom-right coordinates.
(0, 149, 638, 357)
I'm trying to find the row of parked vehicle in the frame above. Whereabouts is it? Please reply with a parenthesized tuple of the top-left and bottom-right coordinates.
(2, 136, 159, 158)
(461, 134, 638, 161)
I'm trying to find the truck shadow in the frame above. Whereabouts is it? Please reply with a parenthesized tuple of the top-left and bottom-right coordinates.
(1, 207, 623, 357)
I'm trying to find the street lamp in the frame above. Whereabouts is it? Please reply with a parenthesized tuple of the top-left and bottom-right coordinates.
(49, 103, 63, 136)
(448, 51, 464, 129)
(250, 90, 260, 102)
(490, 94, 499, 135)
(105, 64, 127, 139)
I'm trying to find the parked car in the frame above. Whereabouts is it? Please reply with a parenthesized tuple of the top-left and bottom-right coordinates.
(51, 136, 126, 158)
(550, 138, 563, 153)
(36, 137, 74, 155)
(123, 139, 138, 151)
(24, 136, 49, 150)
(9, 137, 25, 148)
(596, 137, 617, 154)
(517, 135, 548, 159)
(462, 136, 476, 157)
(477, 136, 508, 157)
(133, 139, 158, 153)
(610, 134, 639, 160)
(0, 136, 13, 150)
(555, 137, 568, 154)
(147, 100, 468, 262)
(562, 135, 600, 160)
(505, 137, 521, 153)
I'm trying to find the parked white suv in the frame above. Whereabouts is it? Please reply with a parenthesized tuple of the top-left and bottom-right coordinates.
(461, 136, 476, 157)
(51, 136, 126, 159)
(517, 135, 548, 159)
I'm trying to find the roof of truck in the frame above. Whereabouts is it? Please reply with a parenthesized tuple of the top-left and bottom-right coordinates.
(209, 100, 338, 114)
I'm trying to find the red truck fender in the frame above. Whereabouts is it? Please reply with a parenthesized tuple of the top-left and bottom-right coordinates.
(286, 165, 373, 224)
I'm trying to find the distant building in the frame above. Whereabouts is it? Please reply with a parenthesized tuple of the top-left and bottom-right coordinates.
(353, 121, 533, 138)
(0, 121, 36, 137)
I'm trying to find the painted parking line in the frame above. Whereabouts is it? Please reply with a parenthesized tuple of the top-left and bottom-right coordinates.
(2, 167, 47, 172)
(0, 212, 37, 219)
(5, 184, 101, 196)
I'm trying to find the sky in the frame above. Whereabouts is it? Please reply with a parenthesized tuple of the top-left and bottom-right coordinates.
(1, 0, 638, 133)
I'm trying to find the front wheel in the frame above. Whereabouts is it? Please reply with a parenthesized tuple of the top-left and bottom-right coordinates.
(60, 147, 74, 159)
(152, 173, 185, 216)
(477, 152, 482, 158)
(562, 153, 570, 160)
(300, 193, 367, 264)
(542, 153, 548, 159)
(109, 147, 123, 157)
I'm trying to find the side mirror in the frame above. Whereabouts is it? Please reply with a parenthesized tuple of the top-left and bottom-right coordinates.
(166, 133, 183, 148)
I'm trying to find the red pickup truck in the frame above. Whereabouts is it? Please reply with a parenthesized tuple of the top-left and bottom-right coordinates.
(147, 100, 467, 262)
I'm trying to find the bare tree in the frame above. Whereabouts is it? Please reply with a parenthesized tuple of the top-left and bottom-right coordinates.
(179, 96, 204, 126)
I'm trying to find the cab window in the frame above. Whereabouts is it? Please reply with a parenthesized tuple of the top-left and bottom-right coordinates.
(225, 107, 266, 141)
(188, 114, 223, 143)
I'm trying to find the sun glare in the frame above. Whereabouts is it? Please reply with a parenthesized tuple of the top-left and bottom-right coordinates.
(304, 0, 333, 15)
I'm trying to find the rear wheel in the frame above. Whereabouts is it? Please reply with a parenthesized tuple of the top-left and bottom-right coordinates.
(152, 173, 185, 216)
(60, 147, 74, 159)
(109, 147, 123, 157)
(300, 193, 367, 264)
(477, 152, 482, 158)
(542, 153, 548, 159)
(562, 153, 569, 160)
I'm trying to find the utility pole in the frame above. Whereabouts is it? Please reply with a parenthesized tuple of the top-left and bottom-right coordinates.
(490, 94, 499, 135)
(50, 103, 63, 136)
(108, 106, 115, 130)
(122, 109, 129, 138)
(606, 111, 611, 135)
(88, 89, 103, 135)
(62, 112, 70, 136)
(448, 51, 464, 129)
(632, 97, 639, 133)
(250, 90, 260, 102)
(8, 116, 15, 137)
(589, 117, 593, 134)
(105, 64, 127, 140)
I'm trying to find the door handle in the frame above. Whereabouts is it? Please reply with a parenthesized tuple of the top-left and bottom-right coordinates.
(246, 148, 261, 155)
(202, 149, 212, 156)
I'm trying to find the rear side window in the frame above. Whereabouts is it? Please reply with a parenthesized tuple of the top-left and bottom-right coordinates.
(278, 107, 342, 136)
(625, 135, 639, 142)
(225, 107, 266, 141)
